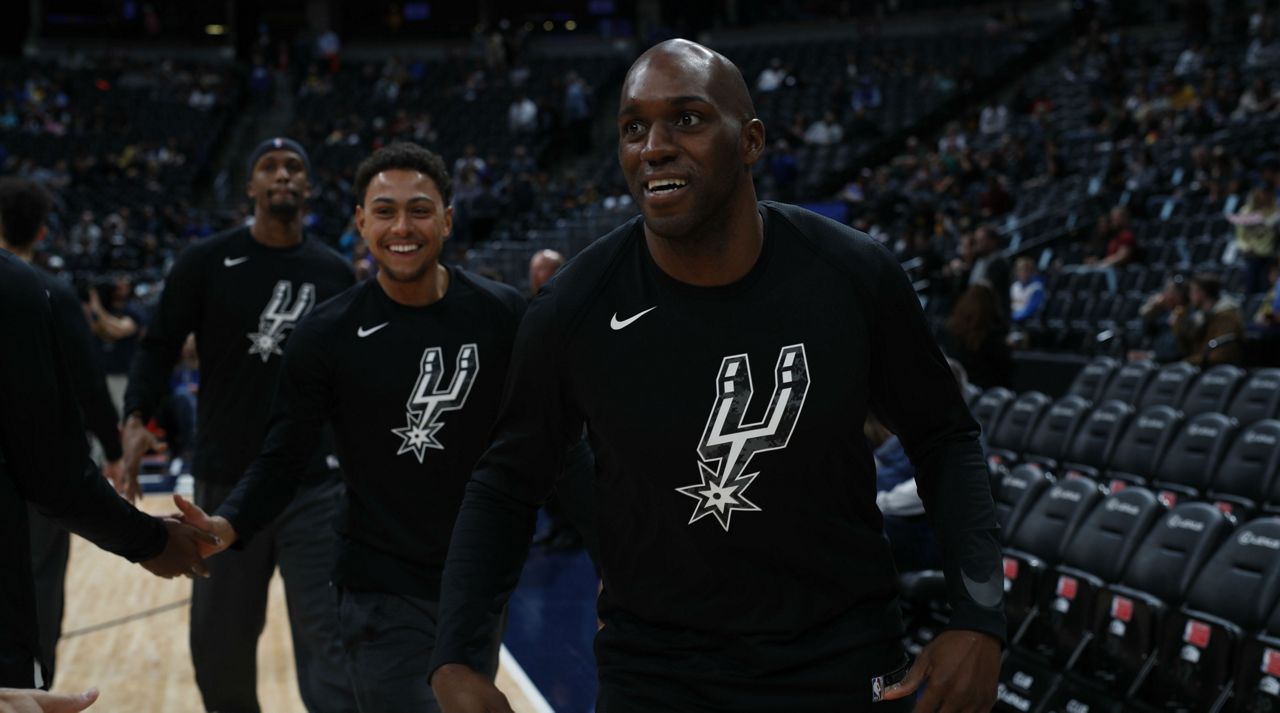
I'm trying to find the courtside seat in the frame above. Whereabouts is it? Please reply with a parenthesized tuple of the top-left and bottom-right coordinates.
(963, 381, 984, 407)
(1231, 599, 1280, 713)
(1078, 502, 1232, 697)
(1227, 369, 1280, 426)
(1098, 360, 1158, 406)
(1150, 412, 1237, 508)
(972, 387, 1016, 442)
(988, 391, 1053, 468)
(1180, 364, 1246, 416)
(1024, 487, 1163, 666)
(1059, 400, 1134, 481)
(1002, 478, 1103, 638)
(993, 463, 1054, 542)
(1021, 395, 1092, 471)
(1142, 518, 1280, 712)
(1069, 357, 1119, 403)
(1137, 362, 1200, 412)
(1106, 405, 1184, 492)
(1207, 420, 1280, 520)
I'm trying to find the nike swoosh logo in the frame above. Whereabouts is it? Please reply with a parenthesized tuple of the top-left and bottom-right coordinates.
(610, 306, 657, 331)
(962, 570, 1004, 609)
(357, 323, 389, 338)
(223, 256, 249, 267)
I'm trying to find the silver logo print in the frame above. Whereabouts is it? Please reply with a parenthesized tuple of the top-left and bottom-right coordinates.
(676, 343, 810, 531)
(392, 344, 479, 462)
(246, 280, 316, 363)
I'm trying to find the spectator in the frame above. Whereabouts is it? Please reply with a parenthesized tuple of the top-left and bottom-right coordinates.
(769, 140, 798, 202)
(1248, 262, 1280, 365)
(756, 57, 787, 93)
(88, 276, 143, 405)
(969, 225, 1011, 318)
(1010, 256, 1045, 325)
(803, 111, 844, 146)
(507, 93, 538, 135)
(979, 104, 1009, 135)
(1229, 184, 1280, 293)
(940, 284, 1013, 388)
(1130, 275, 1190, 363)
(1174, 272, 1245, 366)
(865, 414, 941, 573)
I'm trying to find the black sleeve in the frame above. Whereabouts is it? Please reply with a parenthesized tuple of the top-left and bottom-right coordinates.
(124, 247, 203, 421)
(47, 282, 122, 460)
(0, 261, 166, 562)
(865, 243, 1006, 644)
(215, 322, 332, 544)
(430, 290, 583, 677)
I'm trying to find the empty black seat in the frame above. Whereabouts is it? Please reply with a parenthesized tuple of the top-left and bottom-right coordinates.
(1151, 412, 1237, 508)
(1107, 405, 1185, 491)
(1227, 369, 1280, 425)
(1080, 502, 1232, 695)
(1145, 518, 1280, 712)
(989, 391, 1053, 466)
(1206, 419, 1280, 519)
(1068, 356, 1119, 403)
(972, 387, 1016, 440)
(1137, 362, 1199, 412)
(1024, 487, 1163, 665)
(1179, 364, 1246, 416)
(1232, 598, 1280, 713)
(1022, 395, 1092, 471)
(993, 463, 1054, 542)
(1099, 360, 1157, 405)
(1002, 478, 1103, 638)
(1060, 400, 1134, 480)
(963, 381, 984, 407)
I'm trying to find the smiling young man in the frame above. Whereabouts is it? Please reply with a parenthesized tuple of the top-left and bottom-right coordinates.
(430, 40, 1004, 713)
(121, 138, 356, 713)
(174, 142, 525, 712)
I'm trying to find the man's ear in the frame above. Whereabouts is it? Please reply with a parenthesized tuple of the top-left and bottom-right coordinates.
(742, 118, 766, 168)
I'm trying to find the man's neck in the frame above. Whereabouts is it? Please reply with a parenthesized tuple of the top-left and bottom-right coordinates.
(250, 213, 304, 248)
(0, 241, 33, 262)
(645, 196, 764, 287)
(377, 263, 450, 307)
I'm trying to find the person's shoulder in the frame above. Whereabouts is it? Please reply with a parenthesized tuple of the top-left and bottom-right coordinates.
(172, 225, 249, 269)
(451, 267, 525, 317)
(307, 279, 368, 328)
(764, 201, 897, 276)
(541, 214, 644, 304)
(301, 236, 354, 270)
(0, 252, 47, 305)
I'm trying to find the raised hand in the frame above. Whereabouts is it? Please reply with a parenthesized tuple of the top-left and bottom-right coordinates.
(432, 664, 515, 713)
(881, 629, 1000, 713)
(140, 518, 221, 579)
(172, 494, 237, 558)
(0, 687, 99, 712)
(119, 415, 165, 504)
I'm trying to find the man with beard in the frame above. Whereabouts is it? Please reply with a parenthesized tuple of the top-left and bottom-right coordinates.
(172, 142, 525, 711)
(121, 138, 356, 713)
(430, 40, 1003, 713)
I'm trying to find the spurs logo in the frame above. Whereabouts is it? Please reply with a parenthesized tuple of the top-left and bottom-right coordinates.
(246, 280, 316, 363)
(676, 343, 810, 530)
(392, 344, 479, 462)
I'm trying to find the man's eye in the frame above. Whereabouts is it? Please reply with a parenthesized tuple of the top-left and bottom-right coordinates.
(623, 121, 645, 136)
(677, 112, 701, 126)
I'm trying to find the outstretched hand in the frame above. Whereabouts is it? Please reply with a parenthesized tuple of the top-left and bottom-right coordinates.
(881, 629, 1000, 713)
(432, 664, 514, 713)
(172, 494, 237, 558)
(140, 518, 221, 579)
(0, 687, 99, 712)
(119, 417, 164, 504)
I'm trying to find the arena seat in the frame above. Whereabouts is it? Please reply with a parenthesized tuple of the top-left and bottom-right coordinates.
(1227, 369, 1280, 426)
(1179, 364, 1246, 416)
(1059, 400, 1134, 481)
(1067, 356, 1119, 403)
(988, 391, 1052, 467)
(1207, 419, 1280, 519)
(1021, 395, 1092, 471)
(1098, 361, 1158, 406)
(1137, 362, 1199, 412)
(1106, 405, 1185, 491)
(1150, 412, 1237, 508)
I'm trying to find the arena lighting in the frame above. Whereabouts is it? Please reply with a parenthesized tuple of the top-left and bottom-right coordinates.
(205, 24, 226, 36)
(542, 20, 553, 31)
(565, 20, 577, 30)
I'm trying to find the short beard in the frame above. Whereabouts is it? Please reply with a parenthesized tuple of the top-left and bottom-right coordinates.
(266, 200, 300, 220)
(377, 260, 432, 284)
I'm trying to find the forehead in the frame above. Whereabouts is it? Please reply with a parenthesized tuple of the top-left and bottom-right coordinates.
(620, 52, 720, 110)
(365, 169, 443, 202)
(253, 149, 306, 171)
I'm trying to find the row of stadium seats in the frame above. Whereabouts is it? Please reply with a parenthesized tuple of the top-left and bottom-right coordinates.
(988, 471, 1280, 713)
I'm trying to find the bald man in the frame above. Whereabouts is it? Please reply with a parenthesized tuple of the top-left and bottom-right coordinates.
(527, 249, 564, 297)
(430, 40, 1003, 713)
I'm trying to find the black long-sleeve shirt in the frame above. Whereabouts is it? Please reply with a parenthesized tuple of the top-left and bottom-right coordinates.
(124, 227, 353, 485)
(217, 270, 525, 598)
(0, 252, 166, 686)
(432, 202, 1005, 703)
(38, 271, 122, 460)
